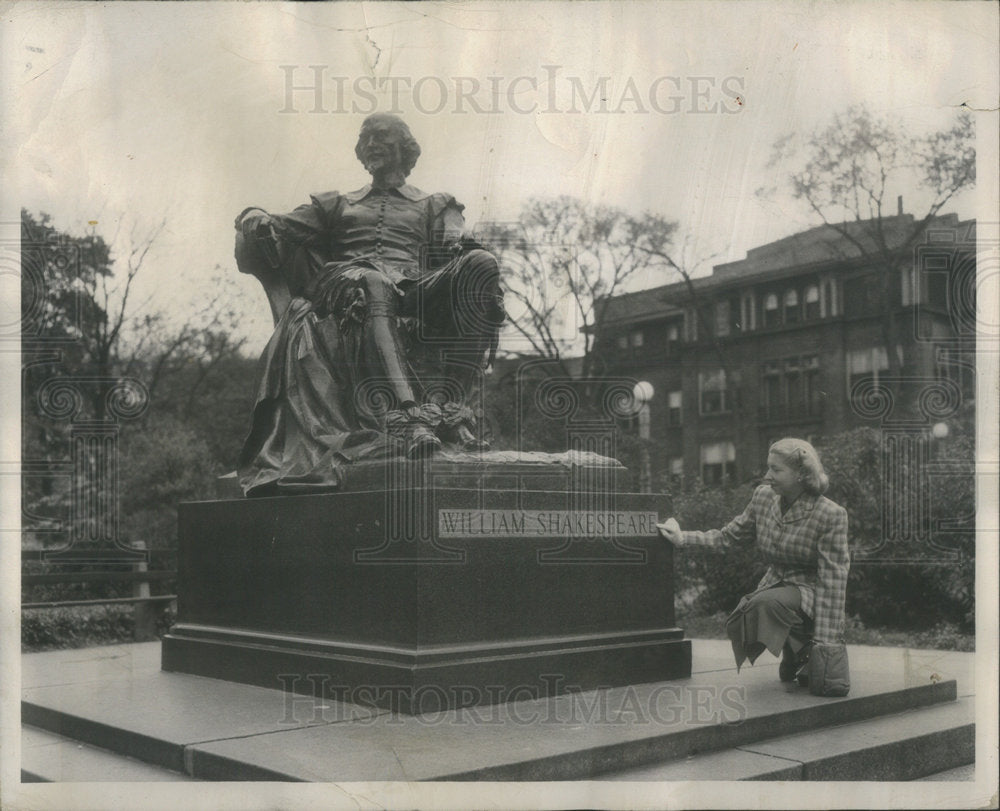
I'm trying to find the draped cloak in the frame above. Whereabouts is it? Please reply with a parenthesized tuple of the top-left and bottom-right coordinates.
(236, 184, 473, 495)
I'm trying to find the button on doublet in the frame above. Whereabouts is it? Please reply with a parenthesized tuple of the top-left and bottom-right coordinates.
(375, 192, 387, 255)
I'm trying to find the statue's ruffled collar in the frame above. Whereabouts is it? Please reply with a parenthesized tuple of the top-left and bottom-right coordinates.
(345, 184, 429, 203)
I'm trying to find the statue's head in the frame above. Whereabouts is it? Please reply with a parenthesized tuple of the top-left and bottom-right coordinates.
(355, 114, 421, 179)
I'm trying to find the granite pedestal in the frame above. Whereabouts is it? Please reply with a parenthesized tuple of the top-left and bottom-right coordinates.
(162, 460, 691, 713)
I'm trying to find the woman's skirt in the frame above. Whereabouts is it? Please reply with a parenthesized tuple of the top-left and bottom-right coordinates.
(725, 584, 812, 670)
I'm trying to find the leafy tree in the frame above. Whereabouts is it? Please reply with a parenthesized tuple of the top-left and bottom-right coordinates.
(816, 425, 975, 631)
(21, 209, 146, 547)
(118, 416, 219, 552)
(20, 209, 166, 414)
(20, 210, 253, 554)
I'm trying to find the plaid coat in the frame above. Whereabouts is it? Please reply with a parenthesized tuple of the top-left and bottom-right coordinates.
(682, 484, 850, 644)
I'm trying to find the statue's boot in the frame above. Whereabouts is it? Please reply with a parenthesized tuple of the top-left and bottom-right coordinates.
(454, 423, 489, 452)
(435, 412, 488, 451)
(434, 352, 491, 452)
(407, 425, 442, 458)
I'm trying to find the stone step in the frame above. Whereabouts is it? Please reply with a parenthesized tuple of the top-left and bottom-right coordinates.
(184, 676, 962, 781)
(605, 697, 974, 781)
(21, 640, 974, 782)
(23, 668, 959, 781)
(21, 726, 198, 783)
(914, 763, 976, 781)
(22, 667, 378, 775)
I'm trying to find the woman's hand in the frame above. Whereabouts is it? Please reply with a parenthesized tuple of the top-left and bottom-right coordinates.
(656, 517, 684, 546)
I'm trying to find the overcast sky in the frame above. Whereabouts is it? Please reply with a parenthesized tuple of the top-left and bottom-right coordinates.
(3, 1, 997, 350)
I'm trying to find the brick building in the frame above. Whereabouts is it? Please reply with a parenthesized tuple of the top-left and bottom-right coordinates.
(591, 213, 977, 486)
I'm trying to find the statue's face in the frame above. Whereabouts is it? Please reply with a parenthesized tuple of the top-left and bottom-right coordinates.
(358, 120, 405, 177)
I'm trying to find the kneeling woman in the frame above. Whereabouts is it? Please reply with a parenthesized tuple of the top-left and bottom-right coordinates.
(658, 438, 850, 693)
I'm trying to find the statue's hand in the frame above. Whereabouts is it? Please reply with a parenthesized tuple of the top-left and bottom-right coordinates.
(240, 210, 273, 241)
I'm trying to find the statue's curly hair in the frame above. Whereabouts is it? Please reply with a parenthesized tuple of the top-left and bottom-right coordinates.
(355, 114, 422, 177)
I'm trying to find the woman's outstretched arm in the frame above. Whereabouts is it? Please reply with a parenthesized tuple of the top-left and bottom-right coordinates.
(658, 486, 763, 550)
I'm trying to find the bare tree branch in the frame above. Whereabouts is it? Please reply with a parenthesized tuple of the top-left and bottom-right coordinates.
(488, 196, 682, 384)
(769, 105, 975, 390)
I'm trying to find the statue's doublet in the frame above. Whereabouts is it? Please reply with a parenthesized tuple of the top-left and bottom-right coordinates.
(277, 184, 465, 285)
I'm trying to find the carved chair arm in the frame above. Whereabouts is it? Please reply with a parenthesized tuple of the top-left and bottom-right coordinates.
(234, 230, 292, 327)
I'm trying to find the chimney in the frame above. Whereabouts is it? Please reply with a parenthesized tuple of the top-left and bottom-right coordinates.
(897, 195, 903, 216)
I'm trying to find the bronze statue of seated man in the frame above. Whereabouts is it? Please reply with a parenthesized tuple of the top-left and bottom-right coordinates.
(234, 114, 505, 495)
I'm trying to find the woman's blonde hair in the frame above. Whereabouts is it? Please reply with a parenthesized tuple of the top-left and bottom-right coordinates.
(768, 437, 830, 495)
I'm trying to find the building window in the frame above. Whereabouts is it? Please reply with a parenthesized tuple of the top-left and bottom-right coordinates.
(846, 346, 895, 399)
(666, 390, 682, 426)
(700, 441, 736, 485)
(901, 267, 919, 306)
(741, 291, 757, 331)
(900, 267, 919, 307)
(713, 297, 741, 337)
(786, 356, 803, 407)
(763, 293, 780, 327)
(784, 289, 800, 323)
(630, 330, 644, 348)
(805, 285, 820, 319)
(926, 271, 948, 309)
(616, 334, 628, 350)
(699, 369, 730, 415)
(684, 308, 698, 341)
(729, 296, 742, 333)
(761, 356, 821, 421)
(666, 322, 680, 351)
(697, 304, 714, 340)
(715, 300, 731, 337)
(668, 456, 684, 485)
(842, 274, 882, 317)
(762, 361, 782, 415)
(802, 356, 821, 411)
(786, 356, 820, 415)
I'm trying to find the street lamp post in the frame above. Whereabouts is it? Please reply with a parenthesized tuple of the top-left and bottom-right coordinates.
(633, 381, 654, 493)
